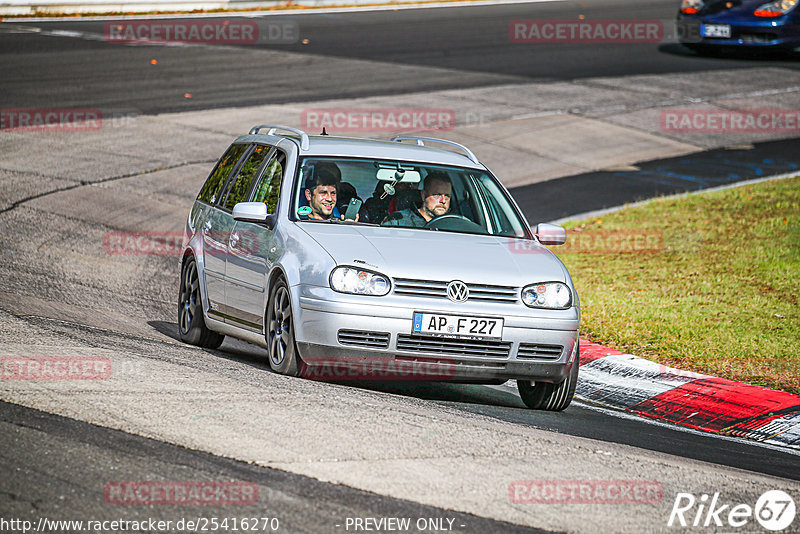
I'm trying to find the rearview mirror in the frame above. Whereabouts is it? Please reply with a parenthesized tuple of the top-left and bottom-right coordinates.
(535, 223, 567, 245)
(376, 168, 421, 183)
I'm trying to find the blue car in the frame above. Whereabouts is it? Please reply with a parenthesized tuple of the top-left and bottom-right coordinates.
(676, 0, 800, 51)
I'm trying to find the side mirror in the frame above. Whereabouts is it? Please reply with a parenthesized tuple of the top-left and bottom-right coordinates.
(535, 223, 567, 245)
(233, 202, 276, 230)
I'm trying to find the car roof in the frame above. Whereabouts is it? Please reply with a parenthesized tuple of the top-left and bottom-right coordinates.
(237, 132, 487, 170)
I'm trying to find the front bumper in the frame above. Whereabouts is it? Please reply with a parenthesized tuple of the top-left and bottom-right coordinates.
(294, 285, 580, 383)
(677, 15, 800, 48)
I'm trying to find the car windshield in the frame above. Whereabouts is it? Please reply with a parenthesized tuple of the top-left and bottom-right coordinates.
(293, 157, 530, 238)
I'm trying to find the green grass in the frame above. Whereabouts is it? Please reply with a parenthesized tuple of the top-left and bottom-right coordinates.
(554, 176, 800, 394)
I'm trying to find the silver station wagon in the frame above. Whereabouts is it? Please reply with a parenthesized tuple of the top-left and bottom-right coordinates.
(178, 125, 581, 410)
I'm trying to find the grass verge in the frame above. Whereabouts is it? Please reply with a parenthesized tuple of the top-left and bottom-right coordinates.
(554, 175, 799, 394)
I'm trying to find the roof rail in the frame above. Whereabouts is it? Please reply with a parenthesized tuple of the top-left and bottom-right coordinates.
(249, 125, 309, 150)
(390, 136, 479, 164)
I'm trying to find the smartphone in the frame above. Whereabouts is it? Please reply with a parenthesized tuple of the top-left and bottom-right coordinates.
(344, 198, 362, 220)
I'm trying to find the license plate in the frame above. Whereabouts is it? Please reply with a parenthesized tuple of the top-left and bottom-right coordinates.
(412, 312, 503, 340)
(701, 24, 731, 38)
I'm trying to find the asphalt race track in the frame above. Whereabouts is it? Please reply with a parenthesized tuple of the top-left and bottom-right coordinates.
(0, 402, 548, 534)
(2, 2, 800, 533)
(511, 137, 800, 222)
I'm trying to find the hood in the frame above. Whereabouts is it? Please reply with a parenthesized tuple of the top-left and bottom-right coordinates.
(297, 223, 568, 287)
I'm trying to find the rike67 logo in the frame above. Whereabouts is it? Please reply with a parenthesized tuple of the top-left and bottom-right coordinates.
(668, 490, 796, 531)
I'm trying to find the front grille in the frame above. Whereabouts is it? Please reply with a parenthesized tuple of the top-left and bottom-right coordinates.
(337, 330, 390, 349)
(396, 334, 511, 358)
(517, 343, 564, 360)
(393, 278, 518, 303)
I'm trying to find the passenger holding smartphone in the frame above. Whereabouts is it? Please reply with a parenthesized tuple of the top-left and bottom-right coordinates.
(303, 166, 359, 221)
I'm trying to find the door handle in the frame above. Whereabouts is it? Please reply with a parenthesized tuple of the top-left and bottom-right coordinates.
(202, 220, 212, 234)
(229, 231, 240, 248)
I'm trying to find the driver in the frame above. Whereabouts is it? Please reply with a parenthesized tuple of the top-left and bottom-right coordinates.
(382, 171, 451, 227)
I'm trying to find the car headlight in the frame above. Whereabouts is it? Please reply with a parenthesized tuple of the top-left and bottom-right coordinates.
(521, 282, 572, 309)
(755, 0, 797, 16)
(680, 0, 704, 14)
(330, 266, 390, 296)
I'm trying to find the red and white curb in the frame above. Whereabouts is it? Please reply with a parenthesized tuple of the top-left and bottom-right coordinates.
(575, 339, 800, 450)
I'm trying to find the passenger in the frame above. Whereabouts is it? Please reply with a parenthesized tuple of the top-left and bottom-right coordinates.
(359, 182, 392, 224)
(382, 171, 451, 227)
(386, 181, 418, 214)
(304, 168, 340, 220)
(337, 181, 360, 212)
(303, 164, 359, 221)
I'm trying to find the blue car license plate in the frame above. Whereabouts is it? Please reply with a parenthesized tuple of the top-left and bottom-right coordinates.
(701, 24, 731, 38)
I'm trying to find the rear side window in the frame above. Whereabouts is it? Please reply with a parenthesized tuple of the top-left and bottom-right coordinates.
(197, 143, 248, 205)
(251, 150, 286, 213)
(222, 144, 272, 211)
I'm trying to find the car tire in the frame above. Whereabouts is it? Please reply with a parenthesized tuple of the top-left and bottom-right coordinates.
(178, 256, 225, 349)
(517, 343, 579, 411)
(266, 277, 301, 376)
